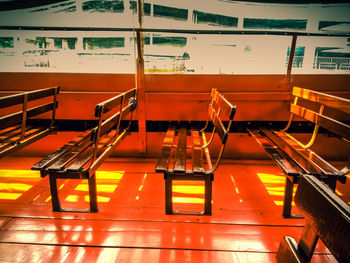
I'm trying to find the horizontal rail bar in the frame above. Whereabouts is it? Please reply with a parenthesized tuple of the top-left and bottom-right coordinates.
(0, 26, 349, 37)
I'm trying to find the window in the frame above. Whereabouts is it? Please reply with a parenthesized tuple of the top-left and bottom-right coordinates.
(244, 18, 307, 30)
(153, 5, 188, 21)
(83, 0, 124, 13)
(193, 11, 238, 28)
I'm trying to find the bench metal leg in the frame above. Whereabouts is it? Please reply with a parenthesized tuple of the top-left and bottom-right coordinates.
(204, 179, 212, 215)
(49, 175, 61, 212)
(283, 177, 303, 219)
(88, 173, 98, 213)
(283, 177, 294, 218)
(165, 177, 173, 215)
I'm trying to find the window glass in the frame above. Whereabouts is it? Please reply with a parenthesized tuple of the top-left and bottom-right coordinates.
(243, 18, 307, 30)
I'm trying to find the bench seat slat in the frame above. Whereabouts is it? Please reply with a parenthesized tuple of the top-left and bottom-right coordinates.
(32, 131, 91, 170)
(260, 127, 322, 175)
(173, 128, 187, 173)
(275, 130, 340, 176)
(191, 130, 205, 175)
(66, 131, 116, 172)
(0, 125, 21, 140)
(155, 127, 175, 173)
(248, 128, 302, 176)
(47, 138, 92, 171)
(0, 126, 49, 151)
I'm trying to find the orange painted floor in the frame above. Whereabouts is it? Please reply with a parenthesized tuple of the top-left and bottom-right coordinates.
(0, 157, 348, 262)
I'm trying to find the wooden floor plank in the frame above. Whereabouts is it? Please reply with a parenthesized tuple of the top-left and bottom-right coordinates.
(0, 157, 347, 262)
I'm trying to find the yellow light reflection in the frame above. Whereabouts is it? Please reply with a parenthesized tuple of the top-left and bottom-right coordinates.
(96, 171, 124, 180)
(275, 200, 296, 206)
(172, 185, 204, 195)
(0, 192, 22, 200)
(257, 173, 296, 207)
(335, 190, 343, 196)
(65, 195, 110, 203)
(75, 184, 117, 193)
(0, 170, 40, 178)
(173, 197, 204, 204)
(0, 183, 32, 191)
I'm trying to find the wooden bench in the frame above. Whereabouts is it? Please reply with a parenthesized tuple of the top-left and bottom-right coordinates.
(32, 88, 137, 212)
(0, 87, 59, 159)
(248, 87, 349, 218)
(276, 174, 350, 263)
(155, 88, 237, 215)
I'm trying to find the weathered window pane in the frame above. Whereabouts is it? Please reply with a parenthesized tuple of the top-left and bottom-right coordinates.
(244, 18, 307, 30)
(0, 37, 14, 48)
(153, 5, 188, 21)
(153, 36, 187, 47)
(194, 11, 238, 28)
(83, 38, 125, 50)
(83, 0, 124, 13)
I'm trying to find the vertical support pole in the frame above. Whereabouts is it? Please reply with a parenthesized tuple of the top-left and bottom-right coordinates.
(286, 33, 298, 83)
(136, 0, 146, 153)
(50, 87, 58, 128)
(204, 178, 212, 215)
(283, 177, 294, 218)
(88, 173, 98, 212)
(165, 177, 173, 214)
(49, 175, 61, 211)
(20, 93, 28, 140)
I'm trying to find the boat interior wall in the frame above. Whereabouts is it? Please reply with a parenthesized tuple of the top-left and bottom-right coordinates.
(0, 73, 349, 160)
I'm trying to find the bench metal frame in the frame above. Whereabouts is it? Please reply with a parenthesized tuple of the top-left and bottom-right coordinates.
(156, 88, 237, 215)
(0, 87, 59, 159)
(32, 88, 137, 213)
(248, 87, 349, 218)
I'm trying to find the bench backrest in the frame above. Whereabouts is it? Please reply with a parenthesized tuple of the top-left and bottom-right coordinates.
(295, 175, 350, 262)
(91, 88, 137, 159)
(0, 87, 59, 133)
(205, 88, 237, 173)
(289, 87, 350, 141)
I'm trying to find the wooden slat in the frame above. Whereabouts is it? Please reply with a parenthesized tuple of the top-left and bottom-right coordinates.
(0, 87, 58, 109)
(216, 92, 237, 120)
(293, 86, 350, 114)
(91, 111, 121, 141)
(295, 175, 350, 263)
(0, 102, 57, 129)
(247, 128, 302, 177)
(290, 104, 350, 141)
(155, 127, 175, 173)
(212, 114, 227, 144)
(260, 127, 320, 175)
(31, 131, 91, 170)
(47, 138, 92, 171)
(0, 126, 47, 152)
(274, 130, 340, 176)
(123, 88, 137, 102)
(0, 127, 54, 160)
(191, 130, 205, 175)
(95, 94, 123, 117)
(0, 126, 22, 143)
(173, 128, 187, 173)
(67, 132, 116, 172)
